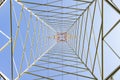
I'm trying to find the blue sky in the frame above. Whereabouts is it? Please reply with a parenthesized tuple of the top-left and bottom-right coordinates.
(0, 0, 120, 80)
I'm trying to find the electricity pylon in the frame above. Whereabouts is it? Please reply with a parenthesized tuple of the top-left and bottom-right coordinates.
(0, 0, 119, 80)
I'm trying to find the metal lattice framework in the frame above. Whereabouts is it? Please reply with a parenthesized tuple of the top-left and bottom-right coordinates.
(0, 0, 6, 7)
(0, 0, 120, 80)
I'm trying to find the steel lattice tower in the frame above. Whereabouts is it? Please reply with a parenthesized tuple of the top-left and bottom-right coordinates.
(0, 0, 120, 80)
